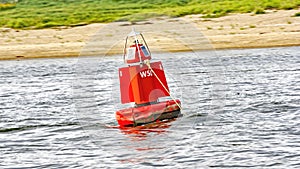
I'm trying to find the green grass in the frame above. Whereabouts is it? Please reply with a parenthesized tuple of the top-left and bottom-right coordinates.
(0, 0, 300, 29)
(0, 2, 15, 10)
(294, 12, 300, 16)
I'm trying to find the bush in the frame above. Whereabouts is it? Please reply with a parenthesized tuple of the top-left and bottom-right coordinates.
(294, 12, 300, 17)
(254, 7, 266, 14)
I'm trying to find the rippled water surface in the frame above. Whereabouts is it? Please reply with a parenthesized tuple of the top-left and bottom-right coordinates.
(0, 46, 299, 168)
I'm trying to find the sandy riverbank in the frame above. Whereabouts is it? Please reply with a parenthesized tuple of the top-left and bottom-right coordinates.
(0, 9, 299, 60)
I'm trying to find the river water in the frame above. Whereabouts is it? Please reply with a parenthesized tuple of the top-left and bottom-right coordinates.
(0, 46, 299, 168)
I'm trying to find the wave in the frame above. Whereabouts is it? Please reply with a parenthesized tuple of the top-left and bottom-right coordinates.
(0, 122, 79, 133)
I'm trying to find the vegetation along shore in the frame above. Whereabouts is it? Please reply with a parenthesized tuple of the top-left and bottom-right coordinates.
(1, 0, 300, 60)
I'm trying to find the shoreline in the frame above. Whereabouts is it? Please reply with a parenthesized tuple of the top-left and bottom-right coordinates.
(1, 9, 300, 60)
(2, 44, 299, 61)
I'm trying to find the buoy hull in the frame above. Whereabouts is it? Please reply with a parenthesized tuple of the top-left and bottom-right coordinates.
(116, 100, 181, 127)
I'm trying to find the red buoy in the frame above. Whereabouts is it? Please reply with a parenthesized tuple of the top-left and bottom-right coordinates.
(116, 29, 182, 127)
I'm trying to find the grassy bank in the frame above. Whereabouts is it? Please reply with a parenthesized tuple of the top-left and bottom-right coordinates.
(1, 0, 300, 29)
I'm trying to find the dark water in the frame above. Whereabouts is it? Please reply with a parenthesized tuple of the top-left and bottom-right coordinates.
(0, 46, 299, 168)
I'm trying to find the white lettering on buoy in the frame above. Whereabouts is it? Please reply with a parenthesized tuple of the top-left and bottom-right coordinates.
(140, 70, 152, 78)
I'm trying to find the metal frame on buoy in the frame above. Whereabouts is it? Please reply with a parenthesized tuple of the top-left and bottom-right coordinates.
(123, 28, 151, 65)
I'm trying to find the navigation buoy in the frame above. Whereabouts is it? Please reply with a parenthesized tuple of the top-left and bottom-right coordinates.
(116, 29, 182, 127)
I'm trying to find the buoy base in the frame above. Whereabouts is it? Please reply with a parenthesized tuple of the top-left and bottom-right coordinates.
(116, 100, 181, 127)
